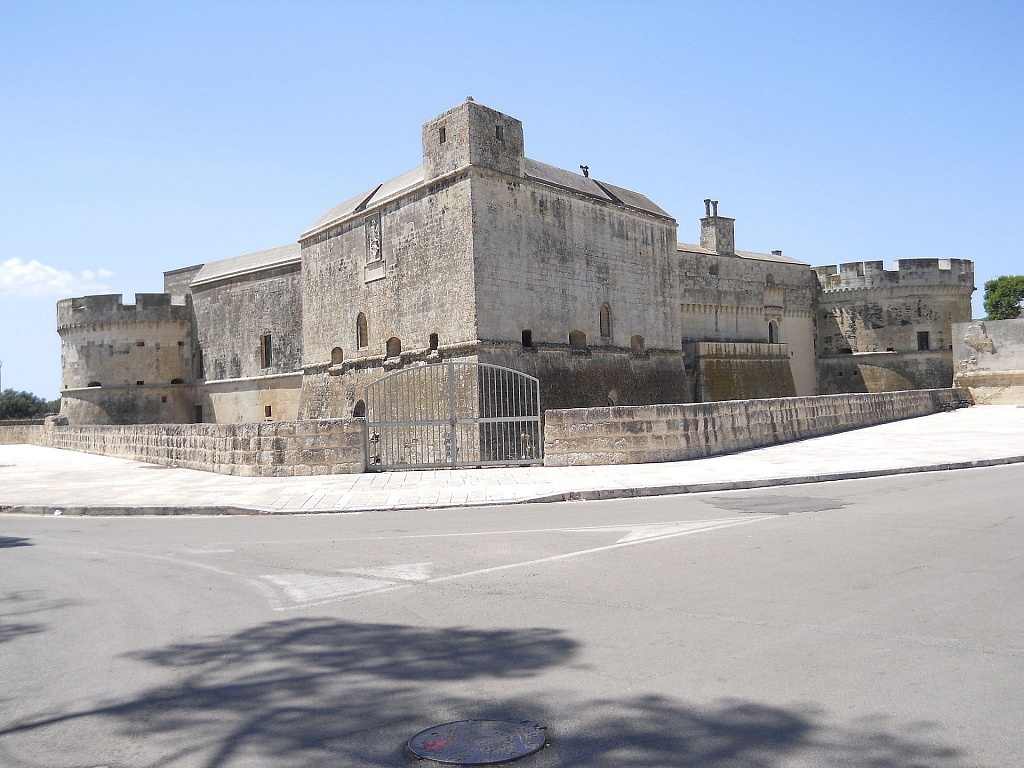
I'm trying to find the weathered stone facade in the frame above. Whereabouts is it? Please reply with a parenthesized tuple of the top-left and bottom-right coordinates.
(57, 293, 195, 424)
(56, 99, 975, 435)
(544, 389, 969, 467)
(953, 318, 1024, 403)
(814, 259, 974, 393)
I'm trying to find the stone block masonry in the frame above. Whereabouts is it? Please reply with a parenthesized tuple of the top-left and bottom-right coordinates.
(543, 389, 969, 466)
(3, 391, 969, 475)
(1, 418, 366, 476)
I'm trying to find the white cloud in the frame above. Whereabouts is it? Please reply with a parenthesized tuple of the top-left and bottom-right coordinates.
(0, 258, 114, 298)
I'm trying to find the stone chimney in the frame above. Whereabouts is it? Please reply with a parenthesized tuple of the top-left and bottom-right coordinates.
(700, 199, 735, 256)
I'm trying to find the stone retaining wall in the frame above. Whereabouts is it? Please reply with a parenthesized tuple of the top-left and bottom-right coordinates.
(29, 419, 366, 476)
(0, 420, 46, 446)
(543, 389, 968, 467)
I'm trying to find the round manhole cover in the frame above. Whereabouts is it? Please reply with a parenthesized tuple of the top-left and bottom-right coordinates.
(406, 719, 547, 764)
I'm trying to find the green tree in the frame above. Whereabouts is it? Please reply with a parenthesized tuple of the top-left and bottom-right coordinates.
(0, 389, 55, 419)
(984, 275, 1024, 320)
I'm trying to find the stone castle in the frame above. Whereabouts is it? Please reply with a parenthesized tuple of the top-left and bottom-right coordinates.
(56, 99, 975, 426)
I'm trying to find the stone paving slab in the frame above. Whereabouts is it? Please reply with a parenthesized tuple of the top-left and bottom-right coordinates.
(1, 406, 1022, 515)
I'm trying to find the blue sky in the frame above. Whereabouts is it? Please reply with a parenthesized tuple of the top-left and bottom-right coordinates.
(2, 0, 1021, 398)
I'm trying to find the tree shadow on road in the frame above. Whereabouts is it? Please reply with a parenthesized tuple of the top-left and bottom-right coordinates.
(0, 617, 968, 768)
(0, 590, 74, 645)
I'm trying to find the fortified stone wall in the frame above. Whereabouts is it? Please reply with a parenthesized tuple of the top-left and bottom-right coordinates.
(543, 388, 969, 467)
(478, 345, 690, 410)
(41, 419, 365, 476)
(0, 419, 45, 445)
(677, 211, 819, 397)
(953, 319, 1024, 403)
(57, 293, 194, 424)
(192, 263, 302, 384)
(814, 259, 974, 392)
(815, 259, 974, 355)
(163, 264, 203, 298)
(472, 171, 680, 353)
(57, 293, 193, 389)
(197, 373, 303, 424)
(818, 351, 953, 394)
(61, 384, 195, 425)
(684, 342, 796, 401)
(299, 174, 477, 413)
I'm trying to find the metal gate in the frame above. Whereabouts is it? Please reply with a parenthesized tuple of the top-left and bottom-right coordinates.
(365, 361, 542, 471)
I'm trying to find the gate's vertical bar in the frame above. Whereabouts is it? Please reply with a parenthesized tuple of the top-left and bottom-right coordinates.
(448, 359, 457, 468)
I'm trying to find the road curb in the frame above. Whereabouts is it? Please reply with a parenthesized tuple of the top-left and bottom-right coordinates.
(4, 454, 1023, 516)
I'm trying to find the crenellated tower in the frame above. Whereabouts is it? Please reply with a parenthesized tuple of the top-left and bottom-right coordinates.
(57, 293, 195, 424)
(813, 258, 975, 392)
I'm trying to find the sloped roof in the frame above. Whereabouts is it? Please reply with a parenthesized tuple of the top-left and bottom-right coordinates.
(523, 158, 671, 218)
(190, 243, 301, 287)
(303, 156, 673, 240)
(677, 242, 809, 266)
(302, 166, 425, 238)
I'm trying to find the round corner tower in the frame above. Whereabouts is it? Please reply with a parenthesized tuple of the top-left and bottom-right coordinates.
(814, 258, 975, 392)
(57, 293, 196, 424)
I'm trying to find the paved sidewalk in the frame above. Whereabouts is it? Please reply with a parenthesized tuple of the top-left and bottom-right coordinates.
(2, 405, 1022, 515)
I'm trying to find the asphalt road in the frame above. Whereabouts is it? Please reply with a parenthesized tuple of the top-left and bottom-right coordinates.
(2, 464, 1022, 767)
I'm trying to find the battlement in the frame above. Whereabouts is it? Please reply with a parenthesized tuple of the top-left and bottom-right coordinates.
(58, 293, 190, 330)
(814, 259, 974, 292)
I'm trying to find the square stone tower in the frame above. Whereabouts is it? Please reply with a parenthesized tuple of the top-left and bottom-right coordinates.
(422, 97, 525, 180)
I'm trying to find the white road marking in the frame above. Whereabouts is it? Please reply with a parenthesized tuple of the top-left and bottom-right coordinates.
(426, 516, 771, 585)
(260, 573, 393, 602)
(342, 562, 434, 581)
(579, 521, 746, 544)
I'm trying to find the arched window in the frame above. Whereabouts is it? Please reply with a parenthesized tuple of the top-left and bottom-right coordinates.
(599, 304, 611, 338)
(568, 330, 587, 350)
(386, 337, 402, 358)
(353, 400, 366, 418)
(87, 381, 102, 388)
(630, 335, 645, 353)
(331, 347, 344, 365)
(170, 378, 184, 385)
(768, 320, 780, 344)
(356, 313, 368, 349)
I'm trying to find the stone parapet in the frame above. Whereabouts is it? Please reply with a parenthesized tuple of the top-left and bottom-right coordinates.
(38, 419, 366, 476)
(0, 420, 46, 446)
(814, 259, 974, 292)
(543, 389, 968, 467)
(57, 293, 190, 331)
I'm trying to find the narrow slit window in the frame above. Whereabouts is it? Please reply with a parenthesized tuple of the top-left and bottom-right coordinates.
(260, 333, 273, 368)
(439, 126, 446, 144)
(357, 313, 368, 349)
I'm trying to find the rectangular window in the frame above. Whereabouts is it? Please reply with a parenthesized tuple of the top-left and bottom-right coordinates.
(195, 405, 203, 423)
(917, 331, 930, 351)
(439, 126, 446, 144)
(264, 405, 272, 418)
(495, 124, 504, 141)
(260, 333, 273, 368)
